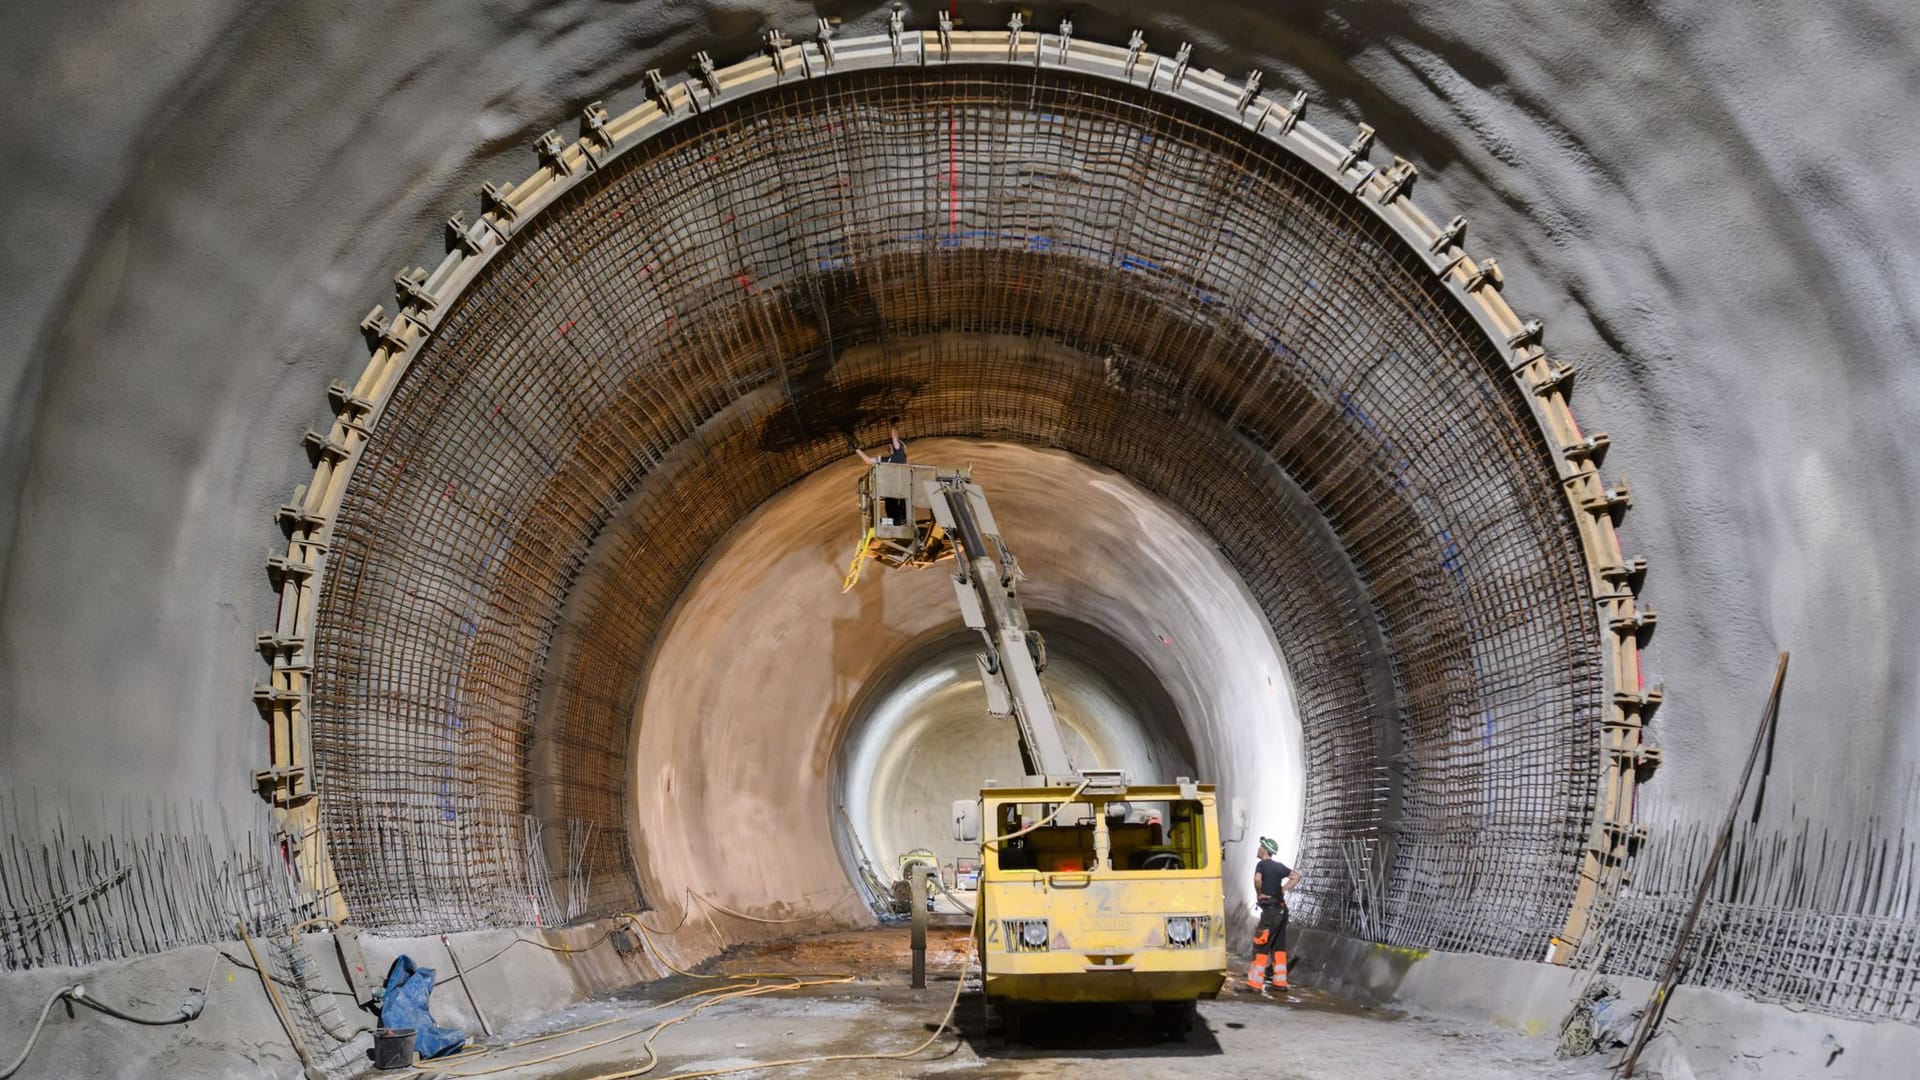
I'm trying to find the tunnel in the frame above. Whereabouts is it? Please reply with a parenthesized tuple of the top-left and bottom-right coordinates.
(4, 5, 1918, 1079)
(292, 49, 1614, 957)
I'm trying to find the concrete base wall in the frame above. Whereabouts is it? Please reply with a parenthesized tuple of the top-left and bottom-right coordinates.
(0, 915, 734, 1079)
(1293, 927, 1919, 1079)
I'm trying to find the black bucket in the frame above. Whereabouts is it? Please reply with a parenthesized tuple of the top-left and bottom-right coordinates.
(372, 1028, 416, 1070)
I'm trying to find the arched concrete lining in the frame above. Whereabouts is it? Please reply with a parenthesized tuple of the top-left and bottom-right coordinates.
(624, 440, 1298, 930)
(9, 0, 1920, 1031)
(255, 34, 1640, 960)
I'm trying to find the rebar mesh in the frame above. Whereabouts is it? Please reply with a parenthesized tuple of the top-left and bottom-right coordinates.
(1578, 813, 1920, 1022)
(310, 66, 1602, 953)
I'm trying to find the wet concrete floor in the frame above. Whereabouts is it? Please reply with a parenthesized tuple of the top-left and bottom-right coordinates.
(411, 929, 1611, 1079)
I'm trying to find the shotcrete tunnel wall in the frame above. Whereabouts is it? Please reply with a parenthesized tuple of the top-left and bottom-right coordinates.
(4, 0, 1920, 1032)
(296, 53, 1613, 959)
(626, 440, 1299, 929)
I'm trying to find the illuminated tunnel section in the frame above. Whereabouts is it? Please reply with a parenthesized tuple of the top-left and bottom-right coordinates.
(287, 40, 1621, 961)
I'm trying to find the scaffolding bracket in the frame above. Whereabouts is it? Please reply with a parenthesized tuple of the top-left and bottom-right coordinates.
(535, 130, 570, 177)
(1236, 70, 1263, 114)
(394, 266, 437, 311)
(1338, 123, 1376, 172)
(1170, 43, 1193, 90)
(766, 31, 790, 77)
(1563, 432, 1611, 466)
(1124, 30, 1146, 77)
(645, 69, 674, 114)
(581, 101, 614, 149)
(814, 22, 835, 69)
(1463, 257, 1502, 292)
(1429, 215, 1467, 256)
(695, 51, 721, 97)
(1377, 156, 1417, 203)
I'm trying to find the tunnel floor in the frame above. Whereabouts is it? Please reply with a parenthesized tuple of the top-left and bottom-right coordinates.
(401, 929, 1610, 1079)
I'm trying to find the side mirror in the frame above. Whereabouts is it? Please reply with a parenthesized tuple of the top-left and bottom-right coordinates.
(1230, 797, 1249, 843)
(951, 800, 981, 843)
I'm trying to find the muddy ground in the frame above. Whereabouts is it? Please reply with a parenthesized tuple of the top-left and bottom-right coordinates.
(395, 929, 1611, 1079)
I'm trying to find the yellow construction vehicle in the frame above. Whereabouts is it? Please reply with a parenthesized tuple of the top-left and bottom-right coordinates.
(849, 461, 1227, 1039)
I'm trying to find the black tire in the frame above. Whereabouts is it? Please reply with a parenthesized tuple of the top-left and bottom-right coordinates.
(1153, 1000, 1197, 1041)
(1001, 1002, 1023, 1044)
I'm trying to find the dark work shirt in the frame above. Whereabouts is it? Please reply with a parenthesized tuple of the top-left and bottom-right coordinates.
(883, 443, 907, 464)
(1255, 857, 1293, 907)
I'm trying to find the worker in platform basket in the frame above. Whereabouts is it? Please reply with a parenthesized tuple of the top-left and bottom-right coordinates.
(855, 425, 909, 524)
(1247, 836, 1302, 994)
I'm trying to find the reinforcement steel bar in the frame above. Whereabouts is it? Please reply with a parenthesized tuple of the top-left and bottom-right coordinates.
(263, 22, 1648, 959)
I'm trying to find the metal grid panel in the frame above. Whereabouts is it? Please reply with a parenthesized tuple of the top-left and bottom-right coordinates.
(309, 65, 1602, 952)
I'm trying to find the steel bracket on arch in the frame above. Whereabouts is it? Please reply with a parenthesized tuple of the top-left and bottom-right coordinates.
(262, 20, 1662, 946)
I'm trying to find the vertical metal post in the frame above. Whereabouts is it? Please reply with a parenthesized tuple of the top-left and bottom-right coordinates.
(442, 934, 493, 1036)
(909, 863, 930, 989)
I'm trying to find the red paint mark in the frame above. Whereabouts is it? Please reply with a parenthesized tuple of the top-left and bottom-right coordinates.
(443, 483, 456, 500)
(610, 208, 625, 219)
(735, 274, 754, 291)
(1158, 634, 1175, 647)
(662, 314, 676, 327)
(839, 177, 852, 188)
(558, 319, 576, 337)
(491, 402, 504, 418)
(723, 212, 736, 223)
(639, 263, 654, 275)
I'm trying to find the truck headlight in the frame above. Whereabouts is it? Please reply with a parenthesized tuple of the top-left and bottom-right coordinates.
(1005, 918, 1050, 951)
(1164, 915, 1209, 947)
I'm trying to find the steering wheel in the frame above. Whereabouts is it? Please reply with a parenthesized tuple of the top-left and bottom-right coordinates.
(1141, 852, 1185, 871)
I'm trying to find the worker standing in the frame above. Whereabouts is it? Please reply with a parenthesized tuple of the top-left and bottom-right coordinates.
(1246, 836, 1301, 993)
(855, 426, 909, 523)
(854, 425, 908, 467)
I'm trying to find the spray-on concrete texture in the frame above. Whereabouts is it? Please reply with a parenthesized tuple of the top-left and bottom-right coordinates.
(7, 0, 1919, 841)
(625, 440, 1298, 926)
(3, 0, 1920, 1068)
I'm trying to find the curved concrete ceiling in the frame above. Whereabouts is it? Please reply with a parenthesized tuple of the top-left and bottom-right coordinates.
(1, 0, 1916, 1001)
(257, 41, 1623, 957)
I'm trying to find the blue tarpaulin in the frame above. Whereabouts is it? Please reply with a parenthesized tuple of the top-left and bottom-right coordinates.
(380, 955, 466, 1059)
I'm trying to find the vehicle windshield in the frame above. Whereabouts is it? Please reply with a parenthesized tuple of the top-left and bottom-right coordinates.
(990, 798, 1208, 873)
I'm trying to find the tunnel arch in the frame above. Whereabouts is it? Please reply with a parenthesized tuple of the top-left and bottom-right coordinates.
(261, 27, 1653, 963)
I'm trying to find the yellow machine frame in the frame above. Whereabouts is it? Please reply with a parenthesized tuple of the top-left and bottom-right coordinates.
(969, 782, 1228, 1008)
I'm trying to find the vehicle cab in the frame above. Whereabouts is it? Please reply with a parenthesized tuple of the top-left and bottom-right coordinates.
(955, 778, 1228, 1010)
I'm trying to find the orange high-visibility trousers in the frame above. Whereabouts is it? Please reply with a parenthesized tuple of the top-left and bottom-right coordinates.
(1247, 905, 1290, 990)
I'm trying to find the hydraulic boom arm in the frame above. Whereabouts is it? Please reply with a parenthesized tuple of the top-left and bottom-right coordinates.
(851, 462, 1094, 785)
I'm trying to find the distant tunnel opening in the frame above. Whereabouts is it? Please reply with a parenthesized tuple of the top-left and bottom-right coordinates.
(295, 54, 1607, 959)
(627, 441, 1297, 920)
